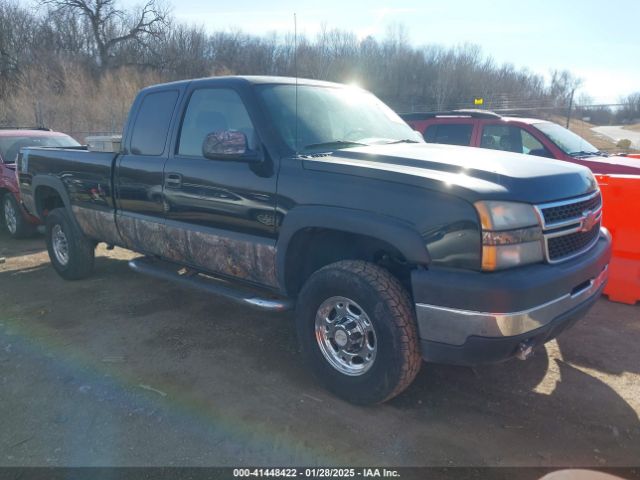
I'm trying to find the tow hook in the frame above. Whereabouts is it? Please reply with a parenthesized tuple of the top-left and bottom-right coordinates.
(515, 340, 535, 361)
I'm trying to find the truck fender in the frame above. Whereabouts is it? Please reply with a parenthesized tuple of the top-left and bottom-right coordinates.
(275, 205, 431, 291)
(29, 175, 87, 235)
(30, 176, 74, 218)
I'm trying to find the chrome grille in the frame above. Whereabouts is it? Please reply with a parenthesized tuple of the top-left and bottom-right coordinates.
(541, 193, 602, 226)
(535, 191, 602, 263)
(547, 221, 601, 261)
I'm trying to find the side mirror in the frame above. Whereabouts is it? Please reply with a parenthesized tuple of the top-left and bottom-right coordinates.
(202, 130, 260, 162)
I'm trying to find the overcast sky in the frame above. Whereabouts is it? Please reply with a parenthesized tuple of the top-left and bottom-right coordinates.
(121, 0, 639, 103)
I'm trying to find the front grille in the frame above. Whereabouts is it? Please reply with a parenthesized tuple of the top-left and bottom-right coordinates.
(536, 191, 602, 263)
(547, 221, 601, 261)
(541, 193, 601, 225)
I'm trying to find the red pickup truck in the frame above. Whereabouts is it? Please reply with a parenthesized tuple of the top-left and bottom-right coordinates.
(0, 128, 80, 237)
(400, 110, 640, 175)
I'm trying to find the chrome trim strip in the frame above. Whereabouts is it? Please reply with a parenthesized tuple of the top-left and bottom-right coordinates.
(243, 297, 292, 311)
(128, 258, 292, 311)
(544, 212, 602, 239)
(415, 264, 608, 346)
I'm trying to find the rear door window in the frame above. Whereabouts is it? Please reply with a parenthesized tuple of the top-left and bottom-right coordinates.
(424, 124, 473, 146)
(130, 90, 179, 156)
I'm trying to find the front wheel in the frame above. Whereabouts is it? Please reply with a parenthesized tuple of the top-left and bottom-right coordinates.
(45, 208, 95, 280)
(296, 260, 421, 405)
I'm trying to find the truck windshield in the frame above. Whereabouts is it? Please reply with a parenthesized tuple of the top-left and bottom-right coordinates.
(0, 134, 80, 163)
(533, 122, 599, 156)
(257, 84, 423, 152)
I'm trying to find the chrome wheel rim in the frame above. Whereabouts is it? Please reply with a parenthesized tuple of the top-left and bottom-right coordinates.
(314, 296, 377, 376)
(52, 224, 69, 266)
(4, 197, 17, 234)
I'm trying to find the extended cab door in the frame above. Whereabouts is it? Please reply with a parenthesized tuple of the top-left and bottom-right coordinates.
(160, 85, 279, 287)
(114, 88, 182, 255)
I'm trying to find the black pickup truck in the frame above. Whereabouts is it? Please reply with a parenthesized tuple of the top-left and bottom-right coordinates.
(17, 76, 611, 404)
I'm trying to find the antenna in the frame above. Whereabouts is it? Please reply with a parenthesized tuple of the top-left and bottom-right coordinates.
(294, 12, 298, 154)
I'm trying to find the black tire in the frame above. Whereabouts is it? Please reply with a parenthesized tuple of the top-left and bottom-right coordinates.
(296, 260, 421, 405)
(45, 208, 95, 280)
(2, 193, 34, 238)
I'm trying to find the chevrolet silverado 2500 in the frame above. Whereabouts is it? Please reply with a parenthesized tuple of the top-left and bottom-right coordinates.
(17, 76, 611, 404)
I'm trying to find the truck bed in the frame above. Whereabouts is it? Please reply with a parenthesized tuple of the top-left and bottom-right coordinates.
(18, 146, 118, 226)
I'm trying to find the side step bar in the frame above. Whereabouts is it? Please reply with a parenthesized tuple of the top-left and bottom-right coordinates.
(128, 256, 293, 312)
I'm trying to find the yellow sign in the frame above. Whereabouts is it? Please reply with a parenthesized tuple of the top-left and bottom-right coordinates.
(474, 98, 484, 105)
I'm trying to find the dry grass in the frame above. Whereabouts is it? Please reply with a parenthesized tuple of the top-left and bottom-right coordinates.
(623, 124, 640, 133)
(2, 62, 637, 154)
(0, 61, 166, 142)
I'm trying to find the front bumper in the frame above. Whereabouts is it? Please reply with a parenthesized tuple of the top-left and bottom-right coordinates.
(412, 229, 611, 365)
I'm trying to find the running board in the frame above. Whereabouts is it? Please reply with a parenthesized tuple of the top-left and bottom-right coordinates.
(128, 257, 293, 312)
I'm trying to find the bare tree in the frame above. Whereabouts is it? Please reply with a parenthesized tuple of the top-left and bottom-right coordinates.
(38, 0, 170, 69)
(618, 92, 640, 123)
(0, 1, 35, 97)
(2, 0, 603, 131)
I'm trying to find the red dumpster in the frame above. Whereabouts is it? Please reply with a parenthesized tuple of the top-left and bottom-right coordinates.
(596, 174, 640, 305)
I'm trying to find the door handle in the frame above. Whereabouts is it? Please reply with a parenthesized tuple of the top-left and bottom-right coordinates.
(164, 173, 182, 188)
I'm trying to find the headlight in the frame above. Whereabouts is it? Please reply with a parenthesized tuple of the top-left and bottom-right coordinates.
(474, 201, 544, 271)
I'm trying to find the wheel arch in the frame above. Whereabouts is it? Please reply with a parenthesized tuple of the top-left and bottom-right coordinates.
(276, 206, 430, 295)
(32, 176, 72, 219)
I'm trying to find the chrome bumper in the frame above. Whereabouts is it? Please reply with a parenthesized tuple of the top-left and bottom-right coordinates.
(415, 265, 608, 346)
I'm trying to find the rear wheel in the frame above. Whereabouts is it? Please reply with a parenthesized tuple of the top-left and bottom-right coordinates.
(45, 208, 95, 280)
(296, 260, 421, 405)
(2, 193, 34, 238)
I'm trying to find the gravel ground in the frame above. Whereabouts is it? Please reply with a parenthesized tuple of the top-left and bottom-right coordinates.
(1, 232, 639, 468)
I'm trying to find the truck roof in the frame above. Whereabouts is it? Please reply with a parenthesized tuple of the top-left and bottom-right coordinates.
(0, 129, 67, 138)
(140, 75, 347, 92)
(399, 110, 551, 125)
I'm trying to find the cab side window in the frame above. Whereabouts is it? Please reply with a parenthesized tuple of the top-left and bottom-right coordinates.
(424, 124, 473, 146)
(480, 124, 552, 158)
(178, 88, 256, 157)
(130, 90, 179, 156)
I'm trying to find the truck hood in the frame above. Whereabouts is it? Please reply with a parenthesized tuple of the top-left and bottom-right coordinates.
(302, 143, 598, 204)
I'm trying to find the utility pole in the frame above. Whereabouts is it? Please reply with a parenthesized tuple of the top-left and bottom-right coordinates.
(34, 100, 44, 128)
(566, 88, 575, 128)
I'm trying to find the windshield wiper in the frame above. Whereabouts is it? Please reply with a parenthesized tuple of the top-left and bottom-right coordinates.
(569, 150, 605, 158)
(384, 139, 420, 144)
(302, 140, 368, 151)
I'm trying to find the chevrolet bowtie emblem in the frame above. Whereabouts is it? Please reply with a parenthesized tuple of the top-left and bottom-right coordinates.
(580, 209, 599, 232)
